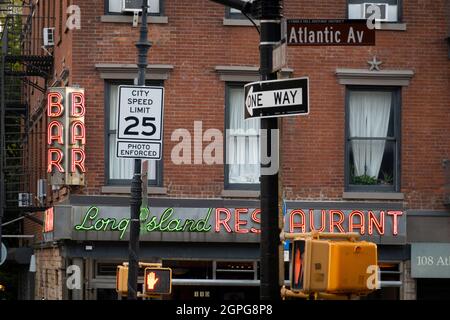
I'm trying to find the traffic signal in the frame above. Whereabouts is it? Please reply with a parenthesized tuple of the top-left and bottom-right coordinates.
(291, 238, 377, 295)
(143, 267, 172, 295)
(116, 265, 128, 296)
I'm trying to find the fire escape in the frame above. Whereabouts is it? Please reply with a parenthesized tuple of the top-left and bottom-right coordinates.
(1, 0, 53, 250)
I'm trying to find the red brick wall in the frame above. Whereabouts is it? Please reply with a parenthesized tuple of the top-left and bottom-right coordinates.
(24, 0, 74, 237)
(25, 0, 450, 220)
(34, 247, 64, 300)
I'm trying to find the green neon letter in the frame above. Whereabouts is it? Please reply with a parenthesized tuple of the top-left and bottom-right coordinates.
(75, 206, 98, 231)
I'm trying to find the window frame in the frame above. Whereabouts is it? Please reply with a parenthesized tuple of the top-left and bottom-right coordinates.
(104, 80, 163, 186)
(344, 86, 401, 192)
(224, 0, 253, 20)
(224, 83, 260, 191)
(225, 6, 247, 20)
(104, 0, 164, 16)
(346, 0, 403, 23)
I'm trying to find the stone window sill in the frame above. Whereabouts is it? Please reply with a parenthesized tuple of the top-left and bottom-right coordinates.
(221, 190, 260, 198)
(342, 192, 404, 200)
(101, 186, 167, 195)
(223, 18, 260, 27)
(100, 15, 168, 24)
(375, 23, 407, 31)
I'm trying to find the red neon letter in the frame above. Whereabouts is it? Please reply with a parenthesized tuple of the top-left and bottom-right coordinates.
(47, 92, 63, 117)
(234, 208, 249, 234)
(70, 120, 86, 145)
(349, 210, 365, 234)
(47, 120, 64, 145)
(329, 210, 345, 233)
(47, 149, 64, 173)
(309, 209, 326, 232)
(215, 208, 232, 232)
(290, 209, 306, 233)
(368, 210, 385, 235)
(71, 148, 86, 173)
(250, 209, 261, 234)
(387, 211, 403, 236)
(71, 92, 85, 117)
(44, 207, 54, 233)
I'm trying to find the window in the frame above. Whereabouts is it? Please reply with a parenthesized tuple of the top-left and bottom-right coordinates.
(106, 0, 162, 15)
(347, 0, 402, 22)
(345, 87, 400, 192)
(225, 0, 250, 19)
(225, 84, 260, 189)
(105, 81, 162, 185)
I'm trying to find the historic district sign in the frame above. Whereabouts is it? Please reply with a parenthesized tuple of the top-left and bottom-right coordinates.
(116, 85, 164, 160)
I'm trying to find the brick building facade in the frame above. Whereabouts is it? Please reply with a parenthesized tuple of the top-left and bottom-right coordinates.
(14, 0, 450, 300)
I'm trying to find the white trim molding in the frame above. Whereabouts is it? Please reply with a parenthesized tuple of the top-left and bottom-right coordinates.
(376, 23, 407, 31)
(100, 15, 168, 24)
(95, 63, 173, 80)
(221, 190, 260, 199)
(343, 192, 405, 200)
(223, 18, 260, 27)
(336, 68, 414, 86)
(215, 65, 294, 82)
(101, 186, 167, 195)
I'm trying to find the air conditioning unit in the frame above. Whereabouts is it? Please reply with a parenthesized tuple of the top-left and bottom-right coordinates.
(122, 0, 151, 13)
(363, 3, 388, 21)
(43, 27, 55, 47)
(18, 193, 33, 208)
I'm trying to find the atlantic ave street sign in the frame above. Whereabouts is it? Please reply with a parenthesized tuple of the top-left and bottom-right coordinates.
(287, 19, 375, 46)
(244, 77, 309, 119)
(116, 85, 164, 160)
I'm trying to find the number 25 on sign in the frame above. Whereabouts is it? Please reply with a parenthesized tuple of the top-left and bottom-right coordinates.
(116, 85, 164, 160)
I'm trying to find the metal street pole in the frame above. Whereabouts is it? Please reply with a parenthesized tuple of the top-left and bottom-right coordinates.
(259, 0, 283, 300)
(128, 1, 152, 300)
(0, 29, 6, 265)
(208, 0, 284, 300)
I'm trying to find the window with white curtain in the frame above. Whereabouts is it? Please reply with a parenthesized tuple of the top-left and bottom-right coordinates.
(106, 0, 161, 15)
(226, 85, 260, 189)
(346, 88, 400, 191)
(106, 81, 160, 185)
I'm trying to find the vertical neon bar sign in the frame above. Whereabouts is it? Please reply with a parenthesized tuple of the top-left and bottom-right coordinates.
(47, 87, 86, 186)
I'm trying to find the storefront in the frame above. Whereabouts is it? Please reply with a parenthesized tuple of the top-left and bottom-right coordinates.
(35, 195, 410, 300)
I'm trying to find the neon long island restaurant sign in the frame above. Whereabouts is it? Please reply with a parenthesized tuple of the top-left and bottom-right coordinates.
(70, 206, 405, 242)
(47, 87, 86, 185)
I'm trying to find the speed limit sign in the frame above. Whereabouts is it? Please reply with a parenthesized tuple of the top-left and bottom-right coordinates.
(116, 85, 164, 159)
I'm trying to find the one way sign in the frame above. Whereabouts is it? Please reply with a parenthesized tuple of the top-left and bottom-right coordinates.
(244, 77, 309, 119)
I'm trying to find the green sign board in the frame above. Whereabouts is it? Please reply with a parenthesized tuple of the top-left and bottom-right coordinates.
(411, 243, 450, 278)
